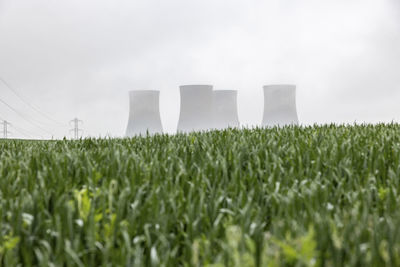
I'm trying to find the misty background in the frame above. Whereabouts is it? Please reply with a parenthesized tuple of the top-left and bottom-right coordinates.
(0, 0, 399, 139)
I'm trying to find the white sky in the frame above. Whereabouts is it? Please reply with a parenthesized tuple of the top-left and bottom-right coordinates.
(0, 0, 399, 139)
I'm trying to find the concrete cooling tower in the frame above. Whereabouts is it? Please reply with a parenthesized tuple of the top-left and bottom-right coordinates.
(177, 85, 213, 132)
(212, 90, 240, 130)
(125, 90, 163, 136)
(262, 85, 299, 127)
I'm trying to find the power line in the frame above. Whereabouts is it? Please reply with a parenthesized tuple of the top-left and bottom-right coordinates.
(0, 76, 67, 127)
(0, 96, 54, 137)
(70, 118, 83, 139)
(11, 124, 37, 139)
(0, 114, 43, 139)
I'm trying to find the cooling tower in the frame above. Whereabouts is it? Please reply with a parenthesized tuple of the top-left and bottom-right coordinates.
(213, 90, 240, 130)
(177, 85, 213, 132)
(262, 85, 299, 127)
(125, 90, 163, 136)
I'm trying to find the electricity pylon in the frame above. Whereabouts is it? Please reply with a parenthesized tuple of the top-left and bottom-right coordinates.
(69, 118, 83, 139)
(1, 120, 11, 139)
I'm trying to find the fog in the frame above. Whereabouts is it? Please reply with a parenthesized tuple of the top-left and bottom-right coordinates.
(0, 0, 399, 138)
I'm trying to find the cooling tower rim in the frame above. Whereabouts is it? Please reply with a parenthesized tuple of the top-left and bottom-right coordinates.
(263, 84, 296, 89)
(180, 84, 213, 89)
(129, 89, 160, 92)
(129, 90, 159, 93)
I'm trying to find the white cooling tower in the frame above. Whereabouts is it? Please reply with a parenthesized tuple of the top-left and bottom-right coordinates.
(213, 90, 240, 130)
(125, 90, 163, 136)
(177, 85, 213, 132)
(262, 85, 299, 127)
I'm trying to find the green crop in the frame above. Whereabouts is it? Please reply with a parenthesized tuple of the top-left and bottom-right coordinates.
(1, 124, 400, 266)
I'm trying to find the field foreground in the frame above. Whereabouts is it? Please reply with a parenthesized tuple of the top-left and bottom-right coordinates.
(1, 125, 400, 266)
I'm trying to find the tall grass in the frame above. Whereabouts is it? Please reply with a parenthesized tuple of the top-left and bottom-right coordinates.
(1, 124, 400, 266)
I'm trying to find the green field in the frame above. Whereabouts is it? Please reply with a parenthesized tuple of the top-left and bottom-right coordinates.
(1, 124, 400, 266)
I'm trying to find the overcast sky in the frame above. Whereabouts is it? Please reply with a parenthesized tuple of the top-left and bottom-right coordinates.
(0, 0, 399, 139)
